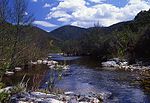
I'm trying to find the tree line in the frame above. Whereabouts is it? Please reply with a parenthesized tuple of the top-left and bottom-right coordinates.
(60, 9, 150, 64)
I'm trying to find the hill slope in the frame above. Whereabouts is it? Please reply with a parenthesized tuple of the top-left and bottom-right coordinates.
(49, 25, 87, 40)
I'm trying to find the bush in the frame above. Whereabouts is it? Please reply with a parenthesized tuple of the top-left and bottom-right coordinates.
(0, 91, 10, 103)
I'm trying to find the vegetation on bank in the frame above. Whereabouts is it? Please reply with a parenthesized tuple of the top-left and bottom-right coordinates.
(0, 1, 60, 101)
(0, 0, 60, 78)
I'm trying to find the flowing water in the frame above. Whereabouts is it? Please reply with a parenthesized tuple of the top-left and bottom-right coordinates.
(3, 56, 150, 103)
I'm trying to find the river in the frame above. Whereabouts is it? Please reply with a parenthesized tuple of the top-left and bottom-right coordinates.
(3, 56, 150, 103)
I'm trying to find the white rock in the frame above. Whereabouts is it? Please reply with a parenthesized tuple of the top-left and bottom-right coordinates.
(37, 60, 43, 64)
(90, 98, 100, 103)
(49, 65, 55, 69)
(52, 61, 58, 64)
(5, 71, 14, 76)
(43, 60, 48, 64)
(47, 60, 58, 66)
(31, 92, 56, 98)
(63, 65, 69, 70)
(47, 61, 52, 66)
(15, 67, 22, 71)
(65, 91, 75, 96)
(31, 61, 37, 65)
(102, 61, 119, 67)
(48, 56, 52, 58)
(98, 91, 112, 100)
(120, 62, 128, 66)
(48, 98, 64, 103)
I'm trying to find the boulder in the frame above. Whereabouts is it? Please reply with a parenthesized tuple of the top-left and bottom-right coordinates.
(30, 61, 37, 65)
(120, 62, 128, 66)
(43, 60, 48, 64)
(10, 91, 104, 103)
(37, 60, 43, 64)
(97, 91, 112, 100)
(15, 67, 22, 71)
(49, 65, 55, 69)
(5, 71, 14, 76)
(102, 61, 119, 67)
(47, 60, 58, 66)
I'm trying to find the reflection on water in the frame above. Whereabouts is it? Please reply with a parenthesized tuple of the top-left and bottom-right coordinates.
(3, 65, 49, 90)
(52, 57, 150, 103)
(2, 56, 150, 103)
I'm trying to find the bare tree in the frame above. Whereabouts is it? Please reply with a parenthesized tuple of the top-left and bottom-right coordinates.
(0, 0, 10, 22)
(0, 0, 10, 55)
(10, 0, 34, 68)
(0, 0, 12, 75)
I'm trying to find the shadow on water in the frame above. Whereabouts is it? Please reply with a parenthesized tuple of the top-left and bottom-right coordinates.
(2, 65, 49, 90)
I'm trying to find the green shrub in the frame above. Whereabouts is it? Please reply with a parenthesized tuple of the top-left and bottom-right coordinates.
(0, 91, 10, 103)
(0, 83, 5, 89)
(11, 75, 28, 95)
(11, 83, 26, 95)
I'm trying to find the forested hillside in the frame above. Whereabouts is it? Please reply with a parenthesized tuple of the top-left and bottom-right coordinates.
(49, 25, 87, 41)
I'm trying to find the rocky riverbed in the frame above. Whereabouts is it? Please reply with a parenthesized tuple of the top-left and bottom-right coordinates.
(9, 90, 112, 103)
(101, 58, 150, 72)
(2, 56, 150, 103)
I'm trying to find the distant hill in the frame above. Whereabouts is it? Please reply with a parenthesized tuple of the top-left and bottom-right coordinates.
(0, 22, 60, 53)
(49, 9, 150, 42)
(25, 25, 62, 53)
(49, 25, 87, 40)
(48, 21, 136, 42)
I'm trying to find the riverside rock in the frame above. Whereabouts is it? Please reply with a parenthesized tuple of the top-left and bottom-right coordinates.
(5, 71, 14, 76)
(47, 60, 58, 66)
(37, 60, 43, 64)
(10, 91, 102, 103)
(43, 60, 48, 64)
(30, 61, 37, 65)
(101, 61, 119, 67)
(101, 58, 150, 72)
(15, 67, 22, 71)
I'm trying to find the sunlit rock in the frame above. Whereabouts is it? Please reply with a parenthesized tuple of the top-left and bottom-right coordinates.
(102, 61, 119, 67)
(15, 67, 22, 71)
(37, 60, 43, 64)
(43, 60, 48, 64)
(49, 65, 55, 69)
(47, 60, 58, 66)
(30, 61, 37, 65)
(5, 71, 14, 76)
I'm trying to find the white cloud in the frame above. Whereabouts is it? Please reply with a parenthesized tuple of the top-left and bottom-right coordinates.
(89, 0, 106, 3)
(32, 0, 38, 2)
(128, 0, 144, 4)
(57, 17, 71, 22)
(33, 21, 57, 27)
(43, 3, 51, 8)
(46, 0, 150, 27)
(47, 11, 72, 19)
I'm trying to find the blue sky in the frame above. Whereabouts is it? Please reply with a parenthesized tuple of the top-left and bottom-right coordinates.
(29, 0, 150, 32)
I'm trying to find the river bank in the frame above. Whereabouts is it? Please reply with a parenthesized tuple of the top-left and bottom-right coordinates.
(1, 86, 113, 103)
(1, 56, 150, 103)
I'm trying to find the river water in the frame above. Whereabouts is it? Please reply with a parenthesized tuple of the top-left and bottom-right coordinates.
(3, 56, 150, 103)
